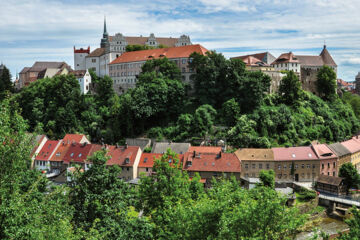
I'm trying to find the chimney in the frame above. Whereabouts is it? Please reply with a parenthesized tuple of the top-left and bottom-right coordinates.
(125, 143, 128, 149)
(217, 151, 222, 159)
(193, 151, 196, 157)
(116, 143, 119, 148)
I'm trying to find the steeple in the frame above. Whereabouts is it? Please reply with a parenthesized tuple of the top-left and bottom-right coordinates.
(100, 16, 109, 48)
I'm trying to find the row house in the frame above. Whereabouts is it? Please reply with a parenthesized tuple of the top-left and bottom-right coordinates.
(311, 143, 338, 177)
(137, 153, 163, 177)
(108, 44, 208, 95)
(341, 136, 360, 172)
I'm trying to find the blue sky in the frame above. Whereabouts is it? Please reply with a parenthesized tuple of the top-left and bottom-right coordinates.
(1, 0, 360, 82)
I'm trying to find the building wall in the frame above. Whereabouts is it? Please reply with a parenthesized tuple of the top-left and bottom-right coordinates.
(320, 158, 338, 177)
(338, 154, 351, 168)
(241, 160, 275, 178)
(85, 56, 100, 76)
(274, 160, 320, 182)
(74, 53, 88, 71)
(119, 166, 134, 180)
(78, 70, 92, 94)
(187, 171, 241, 180)
(350, 151, 360, 172)
(272, 62, 300, 73)
(138, 167, 153, 177)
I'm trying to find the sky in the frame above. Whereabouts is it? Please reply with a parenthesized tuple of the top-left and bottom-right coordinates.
(1, 0, 360, 82)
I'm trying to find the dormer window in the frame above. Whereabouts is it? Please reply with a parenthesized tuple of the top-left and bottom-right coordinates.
(308, 153, 312, 158)
(79, 153, 82, 157)
(144, 158, 148, 163)
(56, 152, 60, 156)
(292, 154, 296, 158)
(125, 158, 130, 164)
(70, 153, 74, 157)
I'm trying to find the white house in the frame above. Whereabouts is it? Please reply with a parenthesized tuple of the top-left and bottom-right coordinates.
(71, 69, 92, 94)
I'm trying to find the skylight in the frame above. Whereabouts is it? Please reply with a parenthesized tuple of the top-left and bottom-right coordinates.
(292, 154, 296, 158)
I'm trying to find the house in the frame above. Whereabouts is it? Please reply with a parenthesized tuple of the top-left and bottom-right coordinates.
(311, 143, 338, 177)
(152, 142, 191, 155)
(328, 142, 351, 169)
(341, 136, 360, 172)
(70, 69, 92, 94)
(74, 17, 192, 78)
(231, 52, 285, 93)
(188, 146, 222, 154)
(62, 133, 90, 144)
(19, 61, 72, 88)
(106, 145, 142, 180)
(30, 134, 48, 169)
(62, 142, 94, 168)
(125, 138, 151, 151)
(137, 153, 163, 177)
(316, 174, 347, 196)
(235, 148, 274, 178)
(182, 151, 241, 185)
(272, 146, 320, 182)
(271, 52, 301, 73)
(108, 44, 208, 94)
(34, 140, 60, 171)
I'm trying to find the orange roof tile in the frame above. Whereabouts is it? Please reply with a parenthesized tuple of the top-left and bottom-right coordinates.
(106, 145, 140, 166)
(109, 44, 208, 65)
(272, 146, 318, 161)
(188, 146, 222, 154)
(138, 153, 163, 168)
(182, 152, 241, 173)
(35, 140, 60, 161)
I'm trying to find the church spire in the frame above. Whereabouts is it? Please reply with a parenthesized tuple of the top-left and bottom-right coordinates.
(100, 15, 109, 48)
(103, 15, 108, 37)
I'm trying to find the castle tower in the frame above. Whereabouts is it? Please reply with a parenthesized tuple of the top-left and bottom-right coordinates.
(356, 72, 360, 95)
(100, 16, 109, 48)
(74, 46, 90, 71)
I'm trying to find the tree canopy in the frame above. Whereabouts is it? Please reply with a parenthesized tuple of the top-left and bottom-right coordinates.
(316, 65, 337, 101)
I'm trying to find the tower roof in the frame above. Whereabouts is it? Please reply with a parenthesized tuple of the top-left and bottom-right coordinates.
(320, 45, 337, 67)
(103, 16, 108, 36)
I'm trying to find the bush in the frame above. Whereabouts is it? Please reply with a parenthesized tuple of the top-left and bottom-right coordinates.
(297, 189, 317, 201)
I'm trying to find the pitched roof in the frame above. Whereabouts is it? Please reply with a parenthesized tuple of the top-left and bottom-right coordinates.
(29, 62, 69, 72)
(311, 144, 337, 159)
(231, 52, 275, 64)
(138, 153, 163, 168)
(182, 152, 241, 173)
(125, 138, 151, 151)
(87, 48, 105, 57)
(50, 141, 72, 162)
(152, 142, 191, 154)
(317, 174, 344, 186)
(35, 140, 60, 161)
(30, 135, 47, 157)
(109, 44, 208, 65)
(320, 46, 337, 67)
(328, 142, 351, 157)
(70, 70, 86, 78)
(235, 148, 274, 161)
(341, 138, 360, 153)
(271, 52, 299, 65)
(19, 67, 30, 74)
(106, 145, 140, 166)
(295, 55, 324, 66)
(188, 146, 222, 154)
(272, 146, 318, 161)
(63, 134, 89, 143)
(63, 142, 93, 164)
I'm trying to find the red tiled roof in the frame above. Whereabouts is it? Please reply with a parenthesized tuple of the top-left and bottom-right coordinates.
(272, 146, 318, 161)
(74, 46, 90, 54)
(138, 153, 163, 168)
(50, 141, 71, 162)
(106, 145, 140, 166)
(341, 138, 360, 153)
(188, 146, 222, 154)
(271, 52, 299, 65)
(30, 135, 47, 157)
(182, 152, 241, 173)
(63, 134, 87, 144)
(311, 144, 337, 159)
(63, 143, 93, 164)
(109, 44, 208, 65)
(35, 140, 60, 161)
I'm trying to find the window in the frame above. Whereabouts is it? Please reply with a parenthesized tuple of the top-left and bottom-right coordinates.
(328, 172, 330, 176)
(259, 163, 262, 169)
(79, 153, 82, 157)
(266, 164, 270, 169)
(70, 153, 74, 157)
(283, 164, 287, 169)
(328, 163, 330, 168)
(313, 164, 316, 169)
(182, 67, 186, 72)
(302, 164, 304, 169)
(56, 152, 60, 156)
(295, 164, 298, 169)
(307, 164, 310, 168)
(182, 59, 186, 64)
(146, 167, 149, 172)
(144, 158, 147, 163)
(322, 163, 324, 169)
(252, 164, 256, 169)
(127, 167, 129, 171)
(245, 164, 248, 169)
(92, 59, 96, 63)
(278, 165, 281, 170)
(333, 162, 336, 168)
(333, 171, 336, 176)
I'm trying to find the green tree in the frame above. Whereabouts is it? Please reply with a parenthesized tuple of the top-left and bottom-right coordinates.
(0, 65, 13, 100)
(339, 163, 360, 193)
(220, 98, 241, 126)
(338, 207, 360, 239)
(193, 104, 217, 139)
(279, 70, 303, 105)
(69, 150, 153, 239)
(316, 65, 337, 101)
(259, 169, 275, 188)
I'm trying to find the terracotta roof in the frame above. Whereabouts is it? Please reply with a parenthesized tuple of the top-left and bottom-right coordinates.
(50, 141, 71, 162)
(311, 144, 337, 159)
(235, 148, 274, 161)
(328, 143, 351, 157)
(74, 46, 90, 54)
(110, 44, 208, 65)
(106, 145, 140, 166)
(35, 140, 60, 161)
(271, 52, 299, 65)
(138, 153, 163, 168)
(63, 142, 93, 164)
(88, 144, 103, 161)
(19, 67, 30, 74)
(341, 138, 360, 153)
(63, 134, 88, 143)
(69, 70, 86, 78)
(182, 152, 241, 173)
(272, 146, 318, 161)
(317, 174, 344, 186)
(188, 146, 222, 154)
(87, 48, 105, 57)
(30, 135, 47, 157)
(320, 46, 337, 67)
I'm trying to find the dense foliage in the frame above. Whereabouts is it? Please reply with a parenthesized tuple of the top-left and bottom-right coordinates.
(338, 163, 360, 193)
(9, 52, 360, 148)
(126, 44, 168, 52)
(0, 65, 13, 100)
